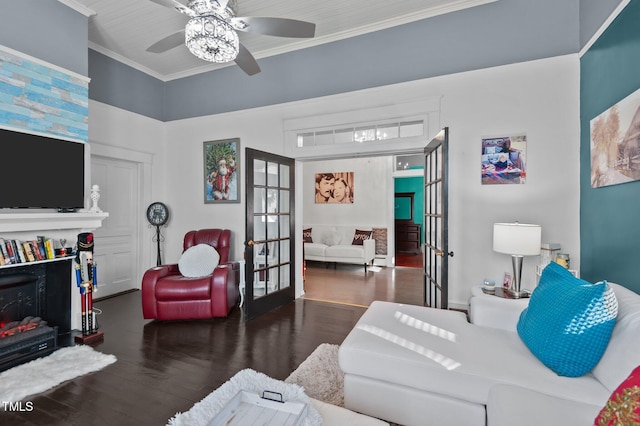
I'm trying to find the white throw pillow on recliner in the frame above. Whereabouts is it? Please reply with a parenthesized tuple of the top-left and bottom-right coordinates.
(178, 244, 220, 277)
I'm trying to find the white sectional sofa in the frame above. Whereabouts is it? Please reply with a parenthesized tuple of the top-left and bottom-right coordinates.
(303, 225, 375, 272)
(338, 282, 640, 426)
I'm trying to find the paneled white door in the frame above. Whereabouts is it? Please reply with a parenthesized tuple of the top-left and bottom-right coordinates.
(90, 156, 139, 298)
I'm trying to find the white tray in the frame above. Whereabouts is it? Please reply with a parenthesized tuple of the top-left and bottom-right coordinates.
(208, 390, 308, 426)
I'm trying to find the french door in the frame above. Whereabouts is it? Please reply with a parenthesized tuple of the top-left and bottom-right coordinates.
(244, 148, 295, 320)
(423, 128, 451, 309)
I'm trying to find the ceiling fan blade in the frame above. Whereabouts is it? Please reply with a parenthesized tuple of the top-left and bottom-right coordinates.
(149, 0, 195, 17)
(235, 43, 261, 76)
(146, 30, 185, 53)
(231, 17, 316, 38)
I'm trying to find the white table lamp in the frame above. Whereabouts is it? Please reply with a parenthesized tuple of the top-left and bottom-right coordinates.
(493, 222, 541, 298)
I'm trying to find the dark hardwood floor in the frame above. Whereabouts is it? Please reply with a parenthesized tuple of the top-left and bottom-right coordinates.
(302, 261, 424, 307)
(5, 263, 424, 425)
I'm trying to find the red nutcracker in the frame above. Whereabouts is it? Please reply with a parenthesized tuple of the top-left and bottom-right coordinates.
(74, 232, 103, 344)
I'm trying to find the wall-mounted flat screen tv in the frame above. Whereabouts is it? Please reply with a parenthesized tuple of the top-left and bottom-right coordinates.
(0, 127, 85, 210)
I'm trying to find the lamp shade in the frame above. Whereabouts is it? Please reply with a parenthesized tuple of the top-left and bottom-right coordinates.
(493, 223, 542, 256)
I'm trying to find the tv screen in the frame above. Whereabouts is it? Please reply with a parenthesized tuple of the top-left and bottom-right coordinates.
(0, 128, 85, 209)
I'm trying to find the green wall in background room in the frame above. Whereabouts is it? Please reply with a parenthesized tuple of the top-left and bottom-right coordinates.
(394, 177, 424, 244)
(580, 0, 640, 293)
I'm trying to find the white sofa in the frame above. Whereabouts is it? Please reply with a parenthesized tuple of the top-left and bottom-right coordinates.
(304, 225, 375, 272)
(338, 283, 640, 426)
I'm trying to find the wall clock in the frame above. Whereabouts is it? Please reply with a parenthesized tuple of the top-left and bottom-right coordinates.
(146, 202, 169, 266)
(146, 201, 169, 226)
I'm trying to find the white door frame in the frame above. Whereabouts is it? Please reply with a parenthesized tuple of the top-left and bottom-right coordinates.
(89, 142, 154, 288)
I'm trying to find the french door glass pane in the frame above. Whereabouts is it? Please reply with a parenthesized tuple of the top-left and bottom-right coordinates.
(267, 162, 278, 186)
(279, 216, 290, 239)
(254, 188, 266, 214)
(254, 159, 266, 186)
(279, 190, 290, 213)
(280, 164, 290, 188)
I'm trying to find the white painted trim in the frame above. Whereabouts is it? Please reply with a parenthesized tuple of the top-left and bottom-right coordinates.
(89, 142, 155, 165)
(0, 43, 90, 83)
(57, 0, 96, 17)
(89, 42, 170, 81)
(0, 124, 86, 144)
(579, 0, 631, 57)
(0, 211, 109, 233)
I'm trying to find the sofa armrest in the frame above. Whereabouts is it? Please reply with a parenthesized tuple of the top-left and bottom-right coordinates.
(468, 293, 529, 331)
(141, 263, 179, 319)
(363, 239, 376, 262)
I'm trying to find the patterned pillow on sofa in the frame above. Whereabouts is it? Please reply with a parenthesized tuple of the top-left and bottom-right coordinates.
(351, 229, 372, 245)
(517, 262, 618, 377)
(594, 365, 640, 425)
(303, 228, 313, 243)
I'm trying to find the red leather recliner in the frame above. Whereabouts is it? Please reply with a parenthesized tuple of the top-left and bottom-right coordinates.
(142, 229, 240, 320)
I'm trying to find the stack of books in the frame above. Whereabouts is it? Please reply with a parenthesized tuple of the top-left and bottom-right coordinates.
(0, 236, 58, 266)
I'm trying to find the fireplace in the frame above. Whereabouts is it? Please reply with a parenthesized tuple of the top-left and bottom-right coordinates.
(0, 211, 108, 370)
(0, 260, 72, 371)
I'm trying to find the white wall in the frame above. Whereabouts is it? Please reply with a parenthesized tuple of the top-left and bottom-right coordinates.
(89, 54, 580, 308)
(87, 101, 166, 284)
(303, 157, 390, 226)
(440, 54, 580, 307)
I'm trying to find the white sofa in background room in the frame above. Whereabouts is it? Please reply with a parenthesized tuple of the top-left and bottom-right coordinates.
(303, 225, 375, 272)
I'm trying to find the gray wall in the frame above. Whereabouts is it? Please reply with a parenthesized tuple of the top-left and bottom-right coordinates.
(89, 50, 165, 121)
(85, 0, 583, 121)
(0, 0, 624, 121)
(0, 0, 88, 76)
(579, 0, 626, 47)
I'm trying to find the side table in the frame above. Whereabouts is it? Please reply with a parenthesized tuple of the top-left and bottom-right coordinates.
(468, 286, 530, 332)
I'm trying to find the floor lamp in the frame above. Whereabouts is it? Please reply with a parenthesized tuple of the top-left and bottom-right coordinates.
(493, 222, 542, 299)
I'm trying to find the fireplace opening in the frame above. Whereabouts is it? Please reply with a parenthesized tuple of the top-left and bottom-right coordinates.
(0, 263, 70, 372)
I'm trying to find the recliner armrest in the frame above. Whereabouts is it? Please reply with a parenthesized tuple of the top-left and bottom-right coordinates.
(141, 263, 179, 319)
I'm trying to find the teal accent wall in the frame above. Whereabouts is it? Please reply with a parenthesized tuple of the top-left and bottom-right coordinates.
(580, 0, 640, 293)
(394, 177, 424, 244)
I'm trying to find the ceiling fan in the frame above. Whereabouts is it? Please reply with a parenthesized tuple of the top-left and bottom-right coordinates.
(146, 0, 316, 75)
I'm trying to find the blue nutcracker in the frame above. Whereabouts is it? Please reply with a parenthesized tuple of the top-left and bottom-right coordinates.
(74, 232, 102, 342)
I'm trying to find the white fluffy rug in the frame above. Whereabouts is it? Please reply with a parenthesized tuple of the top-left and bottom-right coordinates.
(168, 369, 322, 426)
(285, 343, 344, 407)
(0, 345, 117, 402)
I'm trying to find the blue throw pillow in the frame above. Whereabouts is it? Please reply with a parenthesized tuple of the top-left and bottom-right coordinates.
(517, 262, 618, 377)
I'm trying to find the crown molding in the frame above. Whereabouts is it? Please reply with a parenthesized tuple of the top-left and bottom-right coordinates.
(57, 0, 96, 17)
(580, 0, 630, 57)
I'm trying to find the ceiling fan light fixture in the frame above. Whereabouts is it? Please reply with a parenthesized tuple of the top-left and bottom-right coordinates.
(185, 15, 239, 63)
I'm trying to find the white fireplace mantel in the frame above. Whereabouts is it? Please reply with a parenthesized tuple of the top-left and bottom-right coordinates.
(0, 211, 109, 233)
(0, 211, 109, 332)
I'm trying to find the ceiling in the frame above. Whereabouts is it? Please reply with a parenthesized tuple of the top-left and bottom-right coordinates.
(73, 0, 496, 81)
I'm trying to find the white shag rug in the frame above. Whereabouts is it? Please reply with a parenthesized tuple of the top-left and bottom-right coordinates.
(0, 345, 117, 402)
(285, 343, 344, 407)
(168, 369, 322, 426)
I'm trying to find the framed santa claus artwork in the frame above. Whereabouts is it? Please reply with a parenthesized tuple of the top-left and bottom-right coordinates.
(203, 138, 241, 203)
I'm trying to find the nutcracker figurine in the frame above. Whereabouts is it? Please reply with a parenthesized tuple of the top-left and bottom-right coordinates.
(74, 232, 104, 344)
